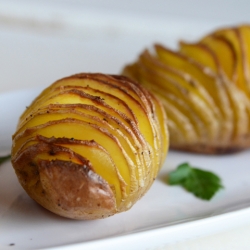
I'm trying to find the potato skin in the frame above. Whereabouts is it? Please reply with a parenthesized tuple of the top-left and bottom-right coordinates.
(123, 25, 250, 154)
(11, 73, 168, 219)
(13, 136, 116, 219)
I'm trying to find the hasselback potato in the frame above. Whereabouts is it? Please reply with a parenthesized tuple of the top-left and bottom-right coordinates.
(11, 73, 168, 220)
(123, 24, 250, 154)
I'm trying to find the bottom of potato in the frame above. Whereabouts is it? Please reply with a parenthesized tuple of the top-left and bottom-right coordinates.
(170, 135, 250, 154)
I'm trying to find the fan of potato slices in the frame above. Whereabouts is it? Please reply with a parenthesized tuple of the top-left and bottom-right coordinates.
(11, 73, 168, 219)
(123, 24, 250, 154)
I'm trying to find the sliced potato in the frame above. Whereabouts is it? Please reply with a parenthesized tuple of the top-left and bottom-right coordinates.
(11, 73, 169, 219)
(199, 34, 237, 81)
(123, 25, 250, 153)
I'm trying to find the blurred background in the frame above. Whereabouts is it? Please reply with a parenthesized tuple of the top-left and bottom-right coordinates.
(1, 0, 250, 92)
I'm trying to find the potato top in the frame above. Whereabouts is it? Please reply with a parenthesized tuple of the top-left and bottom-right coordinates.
(11, 73, 168, 220)
(123, 25, 250, 154)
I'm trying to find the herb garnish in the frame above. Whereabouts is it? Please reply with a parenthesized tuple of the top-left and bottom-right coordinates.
(168, 162, 223, 200)
(0, 155, 11, 166)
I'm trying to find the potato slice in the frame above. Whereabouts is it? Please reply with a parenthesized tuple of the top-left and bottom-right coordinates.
(179, 42, 219, 74)
(239, 25, 250, 88)
(212, 28, 249, 93)
(199, 35, 237, 81)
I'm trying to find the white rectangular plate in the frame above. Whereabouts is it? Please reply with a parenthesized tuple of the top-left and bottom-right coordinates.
(1, 88, 250, 250)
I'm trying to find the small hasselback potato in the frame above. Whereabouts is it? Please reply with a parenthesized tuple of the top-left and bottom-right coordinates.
(123, 24, 250, 154)
(11, 73, 169, 220)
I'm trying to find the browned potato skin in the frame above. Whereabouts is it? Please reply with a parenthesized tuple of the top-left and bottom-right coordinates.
(123, 25, 250, 154)
(171, 142, 250, 155)
(11, 73, 168, 220)
(13, 136, 116, 219)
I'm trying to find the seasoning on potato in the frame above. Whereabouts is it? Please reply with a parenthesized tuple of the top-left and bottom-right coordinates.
(123, 24, 250, 154)
(11, 73, 169, 220)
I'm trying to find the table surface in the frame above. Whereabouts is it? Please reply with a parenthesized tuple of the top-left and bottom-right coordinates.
(1, 1, 250, 249)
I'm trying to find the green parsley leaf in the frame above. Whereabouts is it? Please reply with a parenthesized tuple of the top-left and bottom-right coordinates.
(168, 162, 223, 200)
(0, 154, 11, 166)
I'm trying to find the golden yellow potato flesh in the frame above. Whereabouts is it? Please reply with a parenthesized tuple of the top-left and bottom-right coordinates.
(11, 73, 169, 220)
(123, 25, 250, 154)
